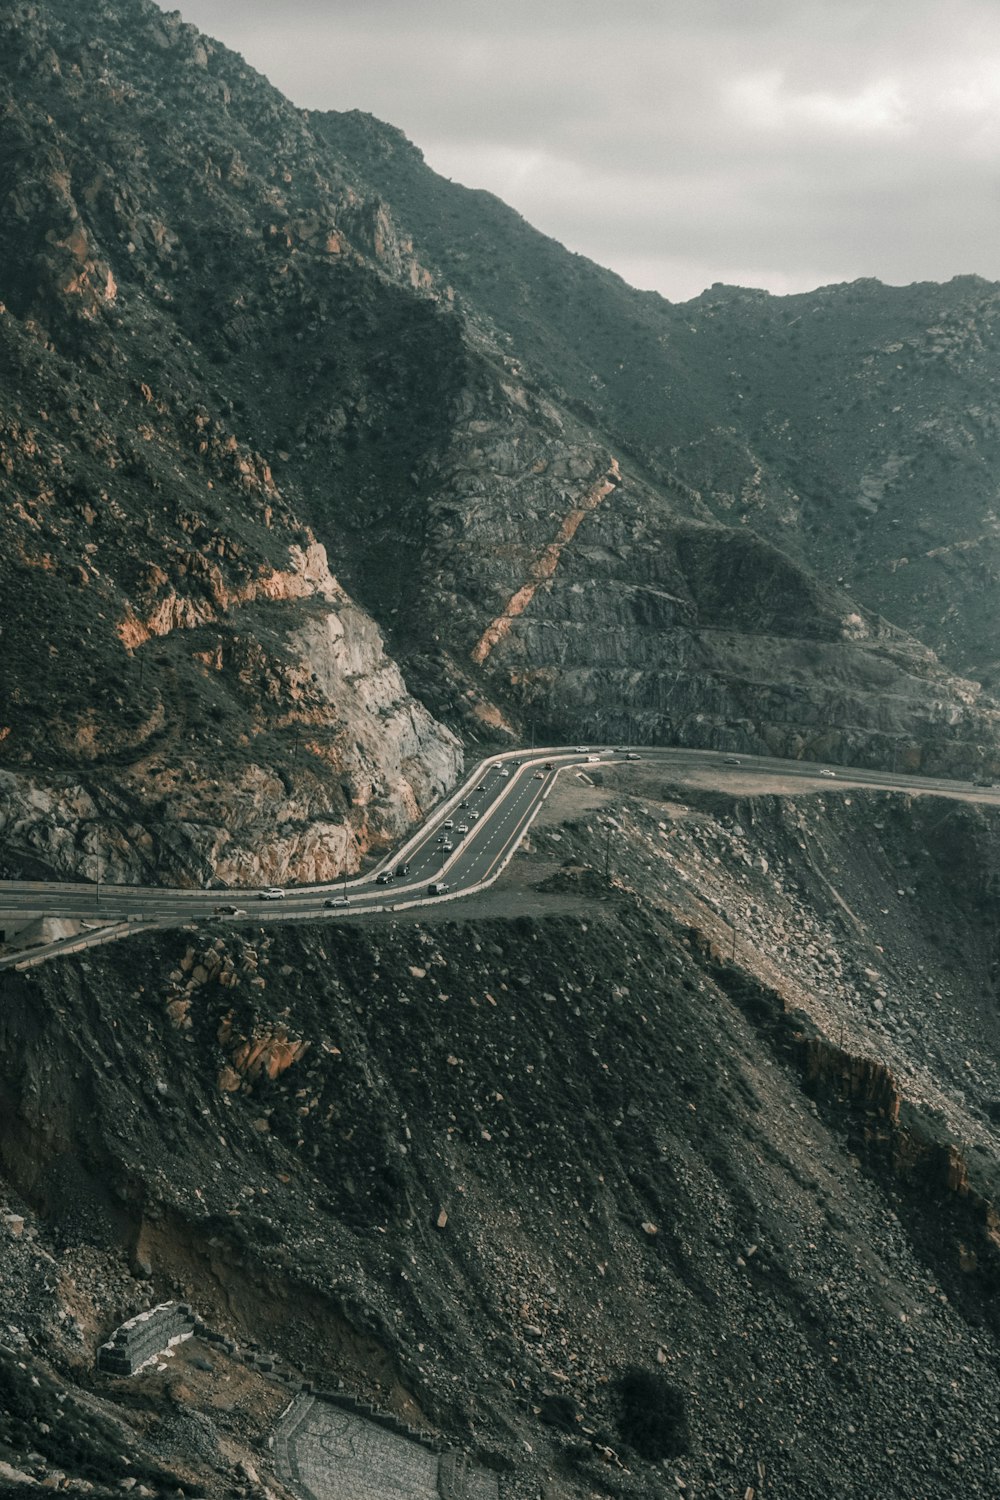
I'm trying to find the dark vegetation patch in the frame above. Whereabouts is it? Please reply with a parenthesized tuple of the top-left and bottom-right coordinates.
(616, 1367, 689, 1461)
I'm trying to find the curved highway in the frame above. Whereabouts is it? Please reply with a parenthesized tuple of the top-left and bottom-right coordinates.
(1, 746, 998, 966)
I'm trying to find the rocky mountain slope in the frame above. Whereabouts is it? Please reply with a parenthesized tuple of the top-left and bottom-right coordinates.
(325, 112, 1000, 687)
(4, 0, 1000, 888)
(4, 768, 1000, 1496)
(0, 0, 464, 888)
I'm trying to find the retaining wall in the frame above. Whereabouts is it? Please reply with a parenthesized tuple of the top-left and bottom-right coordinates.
(96, 1300, 195, 1375)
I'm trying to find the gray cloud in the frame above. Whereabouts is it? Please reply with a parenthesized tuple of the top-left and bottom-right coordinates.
(176, 0, 1000, 301)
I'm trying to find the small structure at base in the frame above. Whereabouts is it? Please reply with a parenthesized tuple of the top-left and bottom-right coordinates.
(97, 1301, 195, 1375)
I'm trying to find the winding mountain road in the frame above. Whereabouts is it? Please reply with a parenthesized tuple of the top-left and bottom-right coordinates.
(1, 746, 997, 968)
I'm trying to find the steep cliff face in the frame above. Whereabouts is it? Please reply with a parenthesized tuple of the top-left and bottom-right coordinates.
(0, 0, 462, 884)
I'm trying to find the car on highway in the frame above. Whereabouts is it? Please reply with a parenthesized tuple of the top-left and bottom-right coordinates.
(533, 771, 545, 779)
(213, 904, 247, 916)
(443, 818, 454, 829)
(819, 768, 836, 778)
(724, 756, 741, 766)
(625, 753, 642, 761)
(470, 811, 481, 820)
(543, 761, 554, 770)
(324, 895, 350, 908)
(574, 746, 588, 753)
(428, 881, 449, 895)
(375, 871, 394, 885)
(587, 755, 602, 763)
(396, 863, 410, 876)
(441, 840, 454, 852)
(498, 769, 510, 778)
(457, 824, 469, 834)
(460, 800, 470, 808)
(258, 888, 286, 901)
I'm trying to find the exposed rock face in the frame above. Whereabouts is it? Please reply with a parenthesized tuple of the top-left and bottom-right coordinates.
(328, 113, 1000, 689)
(0, 0, 462, 884)
(0, 560, 461, 887)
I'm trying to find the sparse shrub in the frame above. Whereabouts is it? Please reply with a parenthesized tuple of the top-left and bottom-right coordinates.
(616, 1366, 689, 1461)
(539, 1392, 579, 1432)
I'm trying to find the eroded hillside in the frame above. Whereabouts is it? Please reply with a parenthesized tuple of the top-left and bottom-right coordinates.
(3, 771, 1000, 1495)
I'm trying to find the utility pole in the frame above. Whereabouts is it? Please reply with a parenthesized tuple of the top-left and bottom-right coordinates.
(604, 822, 612, 882)
(96, 844, 101, 906)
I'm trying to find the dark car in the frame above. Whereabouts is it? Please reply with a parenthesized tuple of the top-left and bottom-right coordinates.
(396, 863, 410, 876)
(375, 871, 394, 885)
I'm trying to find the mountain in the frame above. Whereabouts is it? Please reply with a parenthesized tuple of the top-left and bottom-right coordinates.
(6, 3, 1000, 1498)
(3, 0, 1000, 887)
(321, 111, 1000, 686)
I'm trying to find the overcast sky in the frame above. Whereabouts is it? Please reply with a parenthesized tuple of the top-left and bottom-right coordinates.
(175, 0, 1000, 304)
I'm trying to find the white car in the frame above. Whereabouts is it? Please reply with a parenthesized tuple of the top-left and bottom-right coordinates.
(457, 824, 469, 834)
(470, 811, 481, 821)
(258, 887, 286, 901)
(499, 769, 510, 778)
(820, 768, 836, 778)
(324, 895, 350, 908)
(443, 818, 454, 828)
(441, 840, 454, 852)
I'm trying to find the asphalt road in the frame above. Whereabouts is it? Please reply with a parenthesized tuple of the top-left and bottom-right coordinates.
(2, 746, 998, 964)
